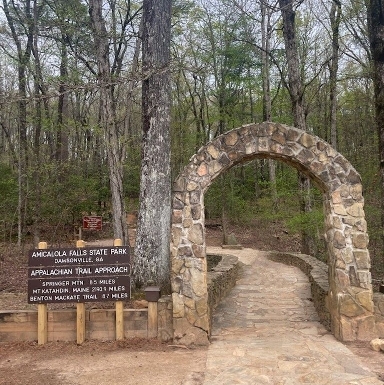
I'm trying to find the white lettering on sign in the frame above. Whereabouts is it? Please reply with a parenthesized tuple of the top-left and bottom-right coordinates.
(73, 287, 90, 293)
(30, 295, 53, 302)
(42, 281, 70, 286)
(31, 250, 67, 258)
(69, 249, 88, 257)
(82, 294, 97, 300)
(111, 293, 128, 299)
(54, 294, 81, 301)
(75, 267, 92, 275)
(89, 248, 108, 256)
(111, 248, 128, 255)
(108, 286, 125, 291)
(55, 257, 93, 264)
(30, 268, 73, 277)
(94, 266, 129, 274)
(41, 288, 69, 294)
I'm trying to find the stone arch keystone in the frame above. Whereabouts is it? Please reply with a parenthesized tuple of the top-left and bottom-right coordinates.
(171, 122, 376, 345)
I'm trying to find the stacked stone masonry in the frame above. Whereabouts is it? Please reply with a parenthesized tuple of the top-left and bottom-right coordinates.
(171, 122, 376, 345)
(207, 254, 241, 330)
(374, 293, 384, 338)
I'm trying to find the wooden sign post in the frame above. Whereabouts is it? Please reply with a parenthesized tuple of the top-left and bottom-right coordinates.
(76, 240, 86, 344)
(114, 238, 124, 340)
(144, 286, 161, 338)
(37, 242, 48, 345)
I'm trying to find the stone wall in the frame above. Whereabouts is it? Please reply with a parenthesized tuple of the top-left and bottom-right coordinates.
(268, 252, 384, 339)
(157, 296, 173, 342)
(374, 293, 384, 338)
(148, 254, 240, 345)
(207, 254, 240, 330)
(268, 252, 330, 330)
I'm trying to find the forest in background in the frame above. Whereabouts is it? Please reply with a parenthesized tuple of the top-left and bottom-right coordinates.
(0, 0, 382, 284)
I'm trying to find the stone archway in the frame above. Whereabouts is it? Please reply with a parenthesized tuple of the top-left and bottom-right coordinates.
(171, 122, 376, 345)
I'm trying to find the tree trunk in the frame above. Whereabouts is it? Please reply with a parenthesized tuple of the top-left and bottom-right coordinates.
(134, 0, 172, 291)
(278, 0, 306, 129)
(3, 0, 34, 248)
(31, 1, 43, 246)
(329, 0, 341, 149)
(367, 0, 384, 258)
(260, 0, 277, 210)
(123, 16, 143, 161)
(278, 0, 314, 255)
(57, 38, 69, 164)
(261, 0, 272, 123)
(89, 0, 128, 245)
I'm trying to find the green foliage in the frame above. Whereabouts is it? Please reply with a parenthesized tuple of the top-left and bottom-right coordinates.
(205, 162, 301, 225)
(0, 163, 17, 198)
(25, 160, 110, 240)
(0, 163, 18, 235)
(286, 207, 326, 261)
(124, 161, 141, 199)
(205, 161, 326, 260)
(205, 168, 259, 225)
(286, 208, 324, 240)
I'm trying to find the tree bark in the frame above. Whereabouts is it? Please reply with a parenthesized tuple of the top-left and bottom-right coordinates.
(278, 0, 306, 129)
(261, 0, 272, 123)
(57, 38, 69, 164)
(31, 0, 43, 246)
(329, 0, 342, 149)
(3, 0, 34, 248)
(89, 0, 128, 245)
(278, 0, 314, 255)
(134, 0, 172, 291)
(260, 0, 277, 209)
(367, 0, 384, 255)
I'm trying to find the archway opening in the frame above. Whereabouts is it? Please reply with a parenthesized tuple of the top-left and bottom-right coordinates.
(204, 158, 326, 260)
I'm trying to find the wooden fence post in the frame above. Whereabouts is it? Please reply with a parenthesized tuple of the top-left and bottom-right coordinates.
(114, 238, 124, 340)
(37, 241, 48, 345)
(147, 302, 158, 338)
(144, 286, 160, 338)
(76, 240, 86, 344)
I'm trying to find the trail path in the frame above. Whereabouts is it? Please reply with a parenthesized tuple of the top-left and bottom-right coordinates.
(203, 247, 382, 384)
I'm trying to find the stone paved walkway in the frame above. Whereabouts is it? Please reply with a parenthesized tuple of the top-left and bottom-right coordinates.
(203, 247, 382, 385)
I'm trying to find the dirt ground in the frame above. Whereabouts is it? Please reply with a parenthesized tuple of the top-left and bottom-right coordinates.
(1, 221, 384, 384)
(0, 339, 207, 385)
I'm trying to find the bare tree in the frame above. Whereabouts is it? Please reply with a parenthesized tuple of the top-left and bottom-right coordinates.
(260, 0, 278, 209)
(3, 0, 34, 247)
(329, 0, 342, 149)
(278, 0, 315, 255)
(89, 0, 128, 244)
(366, 0, 384, 255)
(278, 0, 306, 129)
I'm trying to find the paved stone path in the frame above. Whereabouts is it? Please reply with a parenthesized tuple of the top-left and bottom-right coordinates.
(203, 247, 382, 385)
